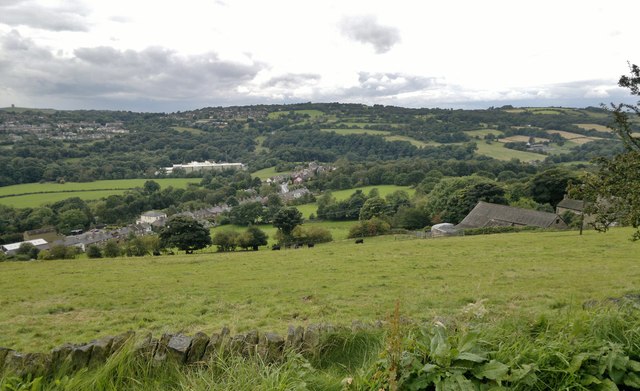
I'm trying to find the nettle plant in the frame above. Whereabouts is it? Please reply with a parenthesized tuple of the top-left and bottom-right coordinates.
(361, 312, 640, 391)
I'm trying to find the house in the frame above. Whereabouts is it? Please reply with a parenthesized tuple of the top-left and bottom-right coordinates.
(456, 201, 567, 229)
(136, 211, 167, 225)
(282, 188, 311, 202)
(1, 239, 49, 256)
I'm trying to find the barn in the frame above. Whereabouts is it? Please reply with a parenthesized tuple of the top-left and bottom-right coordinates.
(456, 201, 567, 229)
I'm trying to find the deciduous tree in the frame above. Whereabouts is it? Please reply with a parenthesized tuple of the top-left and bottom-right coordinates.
(160, 216, 212, 253)
(572, 64, 640, 240)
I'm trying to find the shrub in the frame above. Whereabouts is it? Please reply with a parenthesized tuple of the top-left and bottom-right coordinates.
(291, 226, 333, 245)
(103, 239, 121, 258)
(348, 217, 391, 238)
(212, 230, 240, 252)
(86, 244, 102, 258)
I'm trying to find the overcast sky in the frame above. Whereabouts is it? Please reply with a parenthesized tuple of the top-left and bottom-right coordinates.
(0, 0, 638, 112)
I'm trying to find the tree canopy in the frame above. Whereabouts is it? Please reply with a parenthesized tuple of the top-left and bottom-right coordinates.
(272, 207, 303, 237)
(159, 215, 212, 253)
(573, 63, 640, 240)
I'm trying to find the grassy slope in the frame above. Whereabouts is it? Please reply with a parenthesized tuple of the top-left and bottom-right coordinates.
(1, 228, 638, 352)
(0, 178, 201, 207)
(250, 166, 282, 180)
(473, 140, 545, 161)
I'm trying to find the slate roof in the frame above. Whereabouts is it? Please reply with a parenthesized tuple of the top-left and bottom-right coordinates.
(556, 198, 585, 212)
(141, 211, 167, 218)
(456, 201, 564, 229)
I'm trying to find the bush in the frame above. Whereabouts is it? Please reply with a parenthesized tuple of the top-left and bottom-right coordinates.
(86, 244, 102, 258)
(291, 226, 333, 245)
(103, 239, 121, 258)
(40, 245, 78, 260)
(348, 217, 391, 238)
(212, 230, 240, 252)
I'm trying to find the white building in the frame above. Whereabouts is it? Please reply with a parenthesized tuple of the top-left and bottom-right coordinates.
(1, 239, 49, 255)
(164, 161, 245, 174)
(136, 211, 167, 225)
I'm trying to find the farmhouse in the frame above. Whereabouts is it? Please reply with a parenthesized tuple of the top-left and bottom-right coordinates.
(456, 201, 567, 229)
(164, 160, 246, 174)
(136, 211, 167, 225)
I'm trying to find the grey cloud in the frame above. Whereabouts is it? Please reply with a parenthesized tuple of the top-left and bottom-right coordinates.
(339, 15, 401, 54)
(343, 72, 438, 98)
(262, 73, 321, 88)
(0, 31, 266, 107)
(0, 0, 90, 31)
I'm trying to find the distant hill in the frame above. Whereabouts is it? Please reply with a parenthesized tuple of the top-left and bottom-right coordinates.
(0, 106, 57, 114)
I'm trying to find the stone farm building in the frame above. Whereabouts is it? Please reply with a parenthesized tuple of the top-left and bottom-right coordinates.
(136, 211, 167, 226)
(456, 201, 567, 229)
(164, 161, 246, 174)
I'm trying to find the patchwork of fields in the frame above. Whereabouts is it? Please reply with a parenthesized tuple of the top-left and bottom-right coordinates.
(1, 228, 638, 352)
(0, 178, 201, 208)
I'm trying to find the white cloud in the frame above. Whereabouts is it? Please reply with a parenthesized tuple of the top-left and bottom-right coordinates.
(0, 0, 638, 110)
(339, 15, 401, 54)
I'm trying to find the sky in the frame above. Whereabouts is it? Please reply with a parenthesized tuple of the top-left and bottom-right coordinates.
(0, 0, 638, 112)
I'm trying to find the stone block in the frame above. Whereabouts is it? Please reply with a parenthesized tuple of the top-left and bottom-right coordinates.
(203, 327, 230, 361)
(243, 330, 259, 356)
(257, 332, 284, 361)
(166, 334, 192, 364)
(302, 324, 321, 352)
(285, 325, 304, 351)
(0, 347, 14, 372)
(50, 343, 74, 371)
(110, 331, 135, 355)
(87, 336, 114, 367)
(186, 332, 209, 364)
(4, 351, 52, 377)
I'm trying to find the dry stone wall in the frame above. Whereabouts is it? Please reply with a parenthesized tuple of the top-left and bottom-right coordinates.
(0, 322, 381, 378)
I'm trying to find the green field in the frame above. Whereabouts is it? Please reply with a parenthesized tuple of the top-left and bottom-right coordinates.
(172, 126, 205, 135)
(1, 228, 638, 353)
(464, 129, 504, 138)
(250, 166, 283, 180)
(267, 109, 324, 119)
(0, 178, 201, 208)
(320, 128, 391, 136)
(474, 140, 545, 162)
(384, 135, 434, 147)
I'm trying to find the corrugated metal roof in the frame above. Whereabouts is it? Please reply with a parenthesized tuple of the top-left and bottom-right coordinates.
(2, 239, 48, 251)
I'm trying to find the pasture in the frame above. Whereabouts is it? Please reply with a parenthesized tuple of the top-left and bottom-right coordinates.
(575, 123, 612, 132)
(473, 140, 544, 162)
(1, 228, 638, 353)
(464, 128, 504, 138)
(320, 128, 391, 136)
(0, 178, 201, 208)
(267, 109, 324, 119)
(547, 130, 603, 144)
(250, 166, 282, 180)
